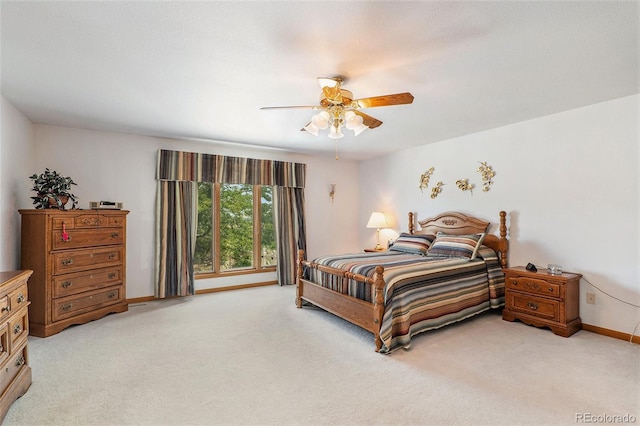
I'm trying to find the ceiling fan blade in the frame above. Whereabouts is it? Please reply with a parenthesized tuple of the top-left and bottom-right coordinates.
(260, 105, 319, 110)
(354, 92, 414, 109)
(354, 111, 383, 129)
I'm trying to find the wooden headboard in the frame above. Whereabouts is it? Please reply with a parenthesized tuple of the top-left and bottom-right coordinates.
(408, 211, 508, 269)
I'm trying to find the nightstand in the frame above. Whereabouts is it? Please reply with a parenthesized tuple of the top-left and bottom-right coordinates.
(502, 266, 582, 337)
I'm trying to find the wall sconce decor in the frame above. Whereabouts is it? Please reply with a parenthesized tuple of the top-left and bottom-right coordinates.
(366, 211, 388, 251)
(419, 167, 435, 193)
(329, 184, 335, 203)
(430, 181, 444, 199)
(456, 179, 474, 194)
(477, 161, 496, 192)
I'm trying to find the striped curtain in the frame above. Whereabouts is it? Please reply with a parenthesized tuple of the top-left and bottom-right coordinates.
(157, 149, 306, 188)
(274, 187, 307, 286)
(155, 149, 307, 294)
(155, 180, 197, 297)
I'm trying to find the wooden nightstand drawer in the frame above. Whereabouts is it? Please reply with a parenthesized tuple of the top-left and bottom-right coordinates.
(505, 276, 560, 298)
(508, 292, 559, 321)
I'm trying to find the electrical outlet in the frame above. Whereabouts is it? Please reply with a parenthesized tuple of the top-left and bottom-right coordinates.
(586, 292, 596, 305)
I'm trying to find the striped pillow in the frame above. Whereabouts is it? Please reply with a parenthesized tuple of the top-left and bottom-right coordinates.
(426, 232, 486, 260)
(389, 233, 435, 255)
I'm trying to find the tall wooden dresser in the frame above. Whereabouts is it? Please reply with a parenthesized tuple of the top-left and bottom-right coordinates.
(0, 270, 32, 422)
(19, 209, 129, 337)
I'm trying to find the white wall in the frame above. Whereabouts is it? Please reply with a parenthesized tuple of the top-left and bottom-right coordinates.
(359, 94, 640, 336)
(31, 125, 360, 298)
(0, 95, 35, 270)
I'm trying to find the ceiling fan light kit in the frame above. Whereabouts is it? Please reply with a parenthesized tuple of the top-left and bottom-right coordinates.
(261, 76, 414, 140)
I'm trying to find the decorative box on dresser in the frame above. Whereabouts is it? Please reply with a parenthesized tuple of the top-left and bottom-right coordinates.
(502, 266, 582, 337)
(0, 270, 32, 422)
(19, 209, 129, 338)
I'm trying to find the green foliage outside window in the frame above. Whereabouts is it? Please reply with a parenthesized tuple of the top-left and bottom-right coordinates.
(193, 182, 276, 274)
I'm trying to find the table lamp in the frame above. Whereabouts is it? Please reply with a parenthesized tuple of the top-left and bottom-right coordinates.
(366, 212, 388, 251)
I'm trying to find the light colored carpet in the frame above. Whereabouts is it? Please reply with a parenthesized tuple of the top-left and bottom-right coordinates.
(4, 285, 639, 426)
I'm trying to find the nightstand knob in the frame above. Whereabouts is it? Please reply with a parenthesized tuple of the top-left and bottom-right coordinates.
(527, 302, 539, 311)
(548, 287, 553, 292)
(511, 280, 517, 285)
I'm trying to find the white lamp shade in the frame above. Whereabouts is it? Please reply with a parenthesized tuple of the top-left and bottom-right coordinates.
(345, 111, 368, 135)
(328, 125, 344, 139)
(303, 122, 319, 136)
(352, 122, 369, 136)
(312, 111, 330, 129)
(366, 212, 387, 229)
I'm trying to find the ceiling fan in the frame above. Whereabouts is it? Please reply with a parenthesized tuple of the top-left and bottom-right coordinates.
(260, 77, 414, 139)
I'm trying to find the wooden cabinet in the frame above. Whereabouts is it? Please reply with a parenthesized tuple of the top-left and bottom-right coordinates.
(502, 266, 582, 337)
(0, 270, 32, 422)
(19, 209, 129, 337)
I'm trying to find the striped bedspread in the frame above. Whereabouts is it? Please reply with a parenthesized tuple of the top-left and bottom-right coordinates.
(306, 246, 505, 353)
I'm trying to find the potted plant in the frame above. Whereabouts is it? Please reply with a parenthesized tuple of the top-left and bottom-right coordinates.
(29, 168, 78, 210)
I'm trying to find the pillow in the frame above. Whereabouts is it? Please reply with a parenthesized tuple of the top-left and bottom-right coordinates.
(389, 233, 435, 255)
(426, 232, 486, 260)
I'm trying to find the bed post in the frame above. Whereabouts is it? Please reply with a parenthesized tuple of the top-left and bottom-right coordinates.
(372, 265, 385, 352)
(408, 212, 414, 234)
(296, 249, 304, 308)
(498, 211, 508, 269)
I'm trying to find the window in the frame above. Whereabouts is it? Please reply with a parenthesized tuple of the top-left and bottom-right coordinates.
(194, 183, 276, 276)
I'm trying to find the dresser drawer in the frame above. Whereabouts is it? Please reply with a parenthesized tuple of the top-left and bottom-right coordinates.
(505, 276, 561, 298)
(8, 309, 29, 349)
(9, 283, 28, 313)
(0, 343, 27, 394)
(52, 286, 122, 322)
(52, 214, 126, 229)
(0, 295, 9, 323)
(52, 247, 124, 275)
(53, 266, 123, 298)
(52, 227, 124, 251)
(0, 324, 8, 367)
(508, 292, 559, 321)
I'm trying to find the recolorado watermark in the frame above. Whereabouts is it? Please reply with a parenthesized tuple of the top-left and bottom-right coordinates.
(576, 413, 637, 423)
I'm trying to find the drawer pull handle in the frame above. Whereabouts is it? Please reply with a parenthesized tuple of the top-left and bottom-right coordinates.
(62, 281, 72, 288)
(62, 303, 73, 311)
(108, 254, 116, 260)
(15, 356, 25, 367)
(548, 287, 554, 292)
(511, 281, 517, 285)
(13, 324, 21, 334)
(107, 291, 117, 299)
(17, 294, 25, 303)
(61, 259, 74, 266)
(1, 306, 10, 313)
(0, 343, 3, 353)
(527, 302, 539, 311)
(111, 232, 119, 238)
(108, 273, 117, 279)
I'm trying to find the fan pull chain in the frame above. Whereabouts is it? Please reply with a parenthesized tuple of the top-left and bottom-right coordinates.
(335, 140, 339, 160)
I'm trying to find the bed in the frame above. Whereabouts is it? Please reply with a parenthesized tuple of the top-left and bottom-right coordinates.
(295, 211, 508, 353)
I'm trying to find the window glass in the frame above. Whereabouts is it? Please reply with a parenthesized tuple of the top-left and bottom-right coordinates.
(219, 184, 254, 271)
(194, 182, 213, 273)
(260, 186, 276, 267)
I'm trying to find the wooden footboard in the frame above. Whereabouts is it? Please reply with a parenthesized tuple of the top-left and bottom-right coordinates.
(296, 250, 385, 352)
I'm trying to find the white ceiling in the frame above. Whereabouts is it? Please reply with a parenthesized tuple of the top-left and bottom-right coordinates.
(2, 1, 638, 161)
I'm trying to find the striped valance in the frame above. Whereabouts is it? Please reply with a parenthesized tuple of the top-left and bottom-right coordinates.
(156, 149, 306, 188)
